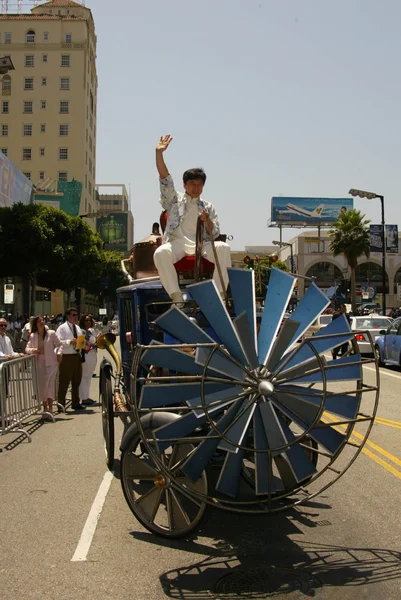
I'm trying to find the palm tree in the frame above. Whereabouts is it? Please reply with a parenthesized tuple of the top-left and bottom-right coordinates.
(329, 209, 371, 313)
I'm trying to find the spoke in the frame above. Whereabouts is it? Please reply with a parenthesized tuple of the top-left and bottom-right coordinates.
(124, 452, 158, 480)
(136, 486, 164, 523)
(228, 267, 257, 347)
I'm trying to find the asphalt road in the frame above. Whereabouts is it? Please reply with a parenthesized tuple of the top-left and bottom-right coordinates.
(0, 349, 400, 600)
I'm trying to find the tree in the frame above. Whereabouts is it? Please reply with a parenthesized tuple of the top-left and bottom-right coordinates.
(245, 255, 288, 296)
(329, 209, 371, 312)
(86, 250, 128, 308)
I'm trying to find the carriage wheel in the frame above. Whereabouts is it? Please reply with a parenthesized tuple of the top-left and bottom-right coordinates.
(100, 368, 115, 470)
(121, 415, 208, 538)
(131, 268, 379, 514)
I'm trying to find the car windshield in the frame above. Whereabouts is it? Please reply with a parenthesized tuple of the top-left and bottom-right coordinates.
(320, 315, 333, 325)
(355, 317, 392, 329)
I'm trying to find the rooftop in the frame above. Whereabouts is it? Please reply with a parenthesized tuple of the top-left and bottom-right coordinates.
(36, 0, 85, 6)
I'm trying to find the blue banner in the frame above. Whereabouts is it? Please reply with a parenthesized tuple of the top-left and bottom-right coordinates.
(0, 151, 33, 207)
(370, 224, 383, 253)
(271, 197, 354, 224)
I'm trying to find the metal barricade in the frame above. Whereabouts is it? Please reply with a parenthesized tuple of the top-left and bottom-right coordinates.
(0, 355, 40, 441)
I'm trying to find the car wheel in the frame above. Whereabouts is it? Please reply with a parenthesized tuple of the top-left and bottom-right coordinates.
(374, 345, 384, 367)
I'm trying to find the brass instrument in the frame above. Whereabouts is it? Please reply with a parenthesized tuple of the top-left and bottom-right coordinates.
(96, 332, 130, 414)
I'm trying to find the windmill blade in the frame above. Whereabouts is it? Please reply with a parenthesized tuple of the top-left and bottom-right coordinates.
(283, 283, 331, 349)
(139, 381, 241, 409)
(274, 357, 324, 383)
(253, 405, 284, 495)
(228, 268, 257, 346)
(141, 341, 215, 377)
(257, 268, 296, 365)
(276, 314, 353, 374)
(266, 319, 301, 372)
(154, 412, 206, 453)
(181, 398, 251, 483)
(272, 391, 321, 425)
(275, 385, 360, 421)
(233, 312, 259, 369)
(154, 305, 215, 345)
(195, 347, 245, 380)
(218, 399, 256, 453)
(187, 279, 247, 364)
(215, 449, 245, 497)
(282, 354, 362, 384)
(187, 385, 246, 418)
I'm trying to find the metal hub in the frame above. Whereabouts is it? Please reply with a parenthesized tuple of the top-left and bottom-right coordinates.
(258, 379, 274, 397)
(154, 474, 168, 488)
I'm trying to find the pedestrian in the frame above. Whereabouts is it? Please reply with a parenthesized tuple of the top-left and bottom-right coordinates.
(0, 318, 23, 359)
(79, 314, 100, 405)
(20, 316, 34, 353)
(55, 307, 86, 411)
(13, 315, 23, 350)
(25, 316, 62, 417)
(153, 134, 232, 307)
(332, 304, 351, 359)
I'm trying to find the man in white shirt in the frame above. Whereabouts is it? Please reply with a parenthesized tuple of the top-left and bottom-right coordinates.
(153, 134, 231, 306)
(0, 318, 22, 359)
(56, 307, 85, 411)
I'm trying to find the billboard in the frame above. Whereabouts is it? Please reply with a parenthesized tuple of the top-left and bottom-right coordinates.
(0, 151, 33, 207)
(96, 212, 129, 251)
(370, 224, 398, 254)
(271, 197, 354, 225)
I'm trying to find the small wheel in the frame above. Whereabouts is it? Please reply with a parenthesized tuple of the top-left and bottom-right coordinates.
(374, 345, 384, 368)
(101, 369, 115, 470)
(121, 424, 208, 539)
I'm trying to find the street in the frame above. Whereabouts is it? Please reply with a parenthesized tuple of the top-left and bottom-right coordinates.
(0, 349, 400, 600)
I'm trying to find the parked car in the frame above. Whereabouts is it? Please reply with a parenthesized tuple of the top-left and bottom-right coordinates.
(374, 317, 401, 366)
(355, 302, 381, 316)
(350, 315, 394, 355)
(304, 314, 333, 337)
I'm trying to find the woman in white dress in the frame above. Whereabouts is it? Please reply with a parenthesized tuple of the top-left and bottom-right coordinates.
(79, 314, 100, 405)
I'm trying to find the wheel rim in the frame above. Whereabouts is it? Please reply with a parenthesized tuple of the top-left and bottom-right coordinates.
(101, 374, 114, 468)
(121, 433, 207, 537)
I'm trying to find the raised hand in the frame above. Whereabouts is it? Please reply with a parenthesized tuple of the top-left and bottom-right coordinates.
(156, 134, 173, 153)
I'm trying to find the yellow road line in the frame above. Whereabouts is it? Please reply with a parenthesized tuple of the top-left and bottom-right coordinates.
(374, 419, 401, 431)
(375, 416, 401, 426)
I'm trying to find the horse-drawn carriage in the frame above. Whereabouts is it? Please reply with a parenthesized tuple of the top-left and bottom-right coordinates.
(98, 245, 379, 539)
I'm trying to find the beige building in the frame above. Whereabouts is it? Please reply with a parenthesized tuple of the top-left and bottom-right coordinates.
(0, 0, 97, 218)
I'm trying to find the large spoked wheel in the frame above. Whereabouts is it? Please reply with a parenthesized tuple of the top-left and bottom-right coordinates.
(100, 367, 115, 470)
(121, 415, 208, 539)
(131, 268, 380, 517)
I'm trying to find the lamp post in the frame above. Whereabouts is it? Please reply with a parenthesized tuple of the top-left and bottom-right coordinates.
(272, 240, 295, 273)
(349, 188, 386, 312)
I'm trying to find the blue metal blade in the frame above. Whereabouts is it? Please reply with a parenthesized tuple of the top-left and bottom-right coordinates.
(259, 401, 290, 452)
(282, 354, 362, 384)
(154, 305, 215, 344)
(277, 385, 360, 420)
(141, 341, 219, 377)
(181, 398, 250, 482)
(215, 449, 245, 497)
(140, 381, 239, 408)
(253, 406, 284, 494)
(187, 385, 245, 418)
(154, 412, 203, 453)
(278, 422, 317, 483)
(218, 399, 256, 452)
(283, 283, 331, 349)
(187, 280, 247, 364)
(228, 268, 257, 347)
(257, 268, 296, 365)
(272, 392, 320, 425)
(266, 319, 301, 372)
(233, 312, 259, 368)
(195, 347, 245, 380)
(277, 314, 353, 374)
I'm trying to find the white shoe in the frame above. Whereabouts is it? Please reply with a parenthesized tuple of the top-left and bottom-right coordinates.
(171, 292, 185, 309)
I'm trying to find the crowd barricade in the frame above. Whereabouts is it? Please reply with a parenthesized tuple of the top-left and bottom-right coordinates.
(0, 355, 41, 442)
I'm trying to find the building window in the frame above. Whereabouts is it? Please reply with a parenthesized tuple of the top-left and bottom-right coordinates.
(59, 124, 69, 136)
(26, 30, 36, 44)
(89, 158, 92, 174)
(23, 101, 33, 113)
(85, 174, 87, 188)
(5, 33, 12, 44)
(22, 148, 32, 160)
(88, 181, 92, 195)
(59, 101, 69, 114)
(59, 148, 68, 160)
(23, 172, 31, 179)
(43, 32, 49, 41)
(60, 77, 70, 90)
(2, 75, 11, 93)
(40, 124, 46, 133)
(23, 124, 32, 136)
(61, 55, 70, 67)
(24, 55, 34, 67)
(39, 171, 45, 180)
(58, 171, 68, 181)
(1, 148, 8, 156)
(1, 125, 8, 136)
(65, 33, 72, 43)
(89, 136, 92, 150)
(40, 147, 45, 156)
(42, 54, 48, 63)
(2, 101, 9, 113)
(41, 100, 46, 109)
(24, 78, 34, 90)
(41, 77, 47, 86)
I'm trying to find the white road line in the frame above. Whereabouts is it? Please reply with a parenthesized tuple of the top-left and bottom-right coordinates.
(71, 470, 114, 562)
(363, 364, 401, 379)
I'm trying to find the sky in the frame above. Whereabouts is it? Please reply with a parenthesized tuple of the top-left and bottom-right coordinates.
(91, 0, 401, 250)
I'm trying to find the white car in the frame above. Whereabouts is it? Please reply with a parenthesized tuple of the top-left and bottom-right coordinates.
(304, 314, 333, 337)
(350, 315, 393, 355)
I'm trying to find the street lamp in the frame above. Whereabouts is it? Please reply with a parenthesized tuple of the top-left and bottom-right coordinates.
(0, 55, 15, 75)
(272, 240, 295, 273)
(349, 188, 386, 312)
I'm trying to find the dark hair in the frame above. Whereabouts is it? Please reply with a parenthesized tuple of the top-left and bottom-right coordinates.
(182, 168, 207, 185)
(31, 316, 47, 339)
(66, 307, 78, 316)
(80, 314, 94, 329)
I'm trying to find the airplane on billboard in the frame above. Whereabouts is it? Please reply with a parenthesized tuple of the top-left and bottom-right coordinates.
(278, 203, 325, 219)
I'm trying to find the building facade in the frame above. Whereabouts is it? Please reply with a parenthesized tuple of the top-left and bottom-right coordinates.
(0, 0, 97, 219)
(96, 184, 134, 253)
